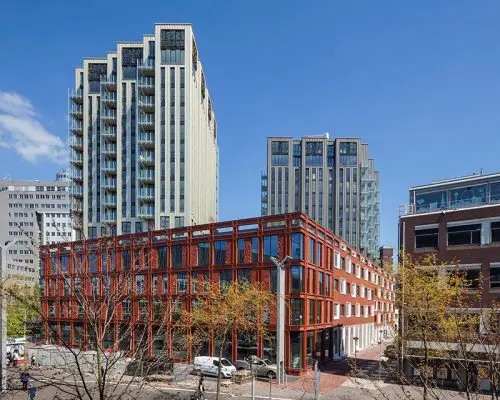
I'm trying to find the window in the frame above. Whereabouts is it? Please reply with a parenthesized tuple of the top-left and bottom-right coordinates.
(355, 265, 361, 278)
(176, 272, 187, 293)
(351, 283, 357, 297)
(340, 278, 346, 294)
(492, 222, 500, 243)
(449, 268, 481, 289)
(309, 239, 315, 263)
(448, 224, 481, 246)
(325, 275, 330, 295)
(61, 256, 69, 272)
(317, 243, 322, 267)
(333, 303, 339, 320)
(316, 300, 322, 323)
(415, 228, 439, 248)
(309, 299, 315, 324)
(334, 279, 338, 292)
(290, 266, 303, 293)
(270, 267, 277, 293)
(334, 251, 340, 269)
(345, 258, 352, 273)
(172, 245, 183, 267)
(491, 265, 500, 289)
(237, 239, 245, 263)
(318, 272, 324, 295)
(198, 242, 209, 265)
(291, 233, 304, 260)
(263, 236, 278, 261)
(157, 247, 167, 268)
(136, 275, 145, 295)
(290, 332, 303, 369)
(290, 298, 303, 325)
(214, 241, 227, 264)
(346, 302, 351, 317)
(89, 254, 97, 273)
(220, 269, 232, 286)
(251, 237, 258, 262)
(237, 268, 251, 284)
(271, 141, 289, 165)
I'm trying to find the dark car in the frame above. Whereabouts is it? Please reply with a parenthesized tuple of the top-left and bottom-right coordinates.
(125, 355, 174, 376)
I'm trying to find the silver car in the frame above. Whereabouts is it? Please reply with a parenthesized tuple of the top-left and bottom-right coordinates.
(234, 356, 277, 379)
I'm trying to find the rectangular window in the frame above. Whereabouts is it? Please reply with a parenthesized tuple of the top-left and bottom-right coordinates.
(251, 237, 258, 262)
(490, 265, 500, 289)
(220, 269, 232, 286)
(333, 303, 339, 320)
(318, 271, 324, 295)
(290, 266, 303, 293)
(334, 251, 340, 269)
(309, 299, 315, 325)
(263, 236, 278, 261)
(448, 224, 481, 246)
(198, 242, 209, 265)
(237, 268, 251, 284)
(162, 273, 168, 294)
(270, 267, 277, 293)
(157, 247, 167, 269)
(334, 279, 338, 292)
(214, 241, 227, 264)
(290, 332, 303, 369)
(237, 239, 245, 263)
(340, 278, 346, 294)
(309, 239, 315, 263)
(316, 300, 322, 323)
(176, 272, 187, 293)
(492, 222, 500, 243)
(291, 233, 304, 260)
(415, 228, 439, 249)
(172, 245, 183, 267)
(290, 298, 303, 325)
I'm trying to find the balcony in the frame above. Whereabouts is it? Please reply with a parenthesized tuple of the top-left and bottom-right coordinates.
(70, 121, 83, 135)
(101, 110, 117, 125)
(138, 59, 155, 76)
(138, 77, 155, 94)
(70, 88, 83, 104)
(102, 92, 117, 108)
(102, 127, 117, 140)
(102, 212, 117, 222)
(70, 105, 83, 120)
(102, 161, 117, 175)
(101, 75, 117, 91)
(138, 113, 155, 130)
(138, 132, 155, 148)
(103, 196, 117, 207)
(138, 96, 155, 112)
(72, 168, 83, 182)
(102, 144, 117, 157)
(102, 179, 117, 191)
(71, 185, 84, 198)
(138, 206, 154, 219)
(139, 151, 155, 166)
(138, 170, 155, 183)
(138, 189, 155, 202)
(70, 153, 83, 166)
(70, 137, 83, 150)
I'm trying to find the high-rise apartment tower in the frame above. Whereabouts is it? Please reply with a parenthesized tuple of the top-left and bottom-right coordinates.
(262, 134, 379, 259)
(69, 24, 218, 239)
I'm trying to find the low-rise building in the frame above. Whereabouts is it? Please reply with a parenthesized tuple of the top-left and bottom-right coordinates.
(40, 213, 395, 374)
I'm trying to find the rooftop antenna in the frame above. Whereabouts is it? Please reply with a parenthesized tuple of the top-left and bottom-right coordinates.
(480, 168, 483, 175)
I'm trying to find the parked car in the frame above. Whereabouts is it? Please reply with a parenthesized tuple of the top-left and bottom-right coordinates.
(234, 356, 277, 379)
(193, 356, 236, 378)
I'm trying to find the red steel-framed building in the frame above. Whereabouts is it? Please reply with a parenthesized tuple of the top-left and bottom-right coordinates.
(40, 213, 395, 374)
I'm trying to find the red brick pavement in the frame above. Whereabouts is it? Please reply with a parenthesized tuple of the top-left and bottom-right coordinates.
(284, 345, 385, 393)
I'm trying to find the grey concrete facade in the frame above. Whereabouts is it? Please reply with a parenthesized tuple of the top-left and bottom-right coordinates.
(262, 134, 380, 260)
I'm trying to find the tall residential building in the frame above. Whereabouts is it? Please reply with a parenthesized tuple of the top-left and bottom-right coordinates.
(69, 23, 218, 240)
(399, 172, 500, 390)
(0, 172, 72, 284)
(262, 134, 380, 260)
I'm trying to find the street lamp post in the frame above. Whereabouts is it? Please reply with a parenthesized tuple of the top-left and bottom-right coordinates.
(353, 336, 359, 371)
(270, 255, 291, 386)
(378, 329, 384, 381)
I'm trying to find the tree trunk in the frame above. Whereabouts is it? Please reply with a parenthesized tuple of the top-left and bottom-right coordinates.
(216, 336, 225, 400)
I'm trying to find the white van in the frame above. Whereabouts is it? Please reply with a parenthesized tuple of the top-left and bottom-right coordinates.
(193, 356, 236, 378)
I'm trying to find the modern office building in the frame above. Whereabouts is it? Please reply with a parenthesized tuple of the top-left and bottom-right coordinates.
(40, 212, 395, 375)
(399, 172, 500, 389)
(0, 172, 72, 284)
(262, 134, 380, 260)
(69, 23, 218, 240)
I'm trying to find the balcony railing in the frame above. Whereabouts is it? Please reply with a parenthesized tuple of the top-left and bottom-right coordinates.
(102, 179, 117, 190)
(101, 110, 117, 125)
(101, 75, 117, 91)
(102, 212, 117, 222)
(138, 189, 155, 201)
(102, 127, 117, 139)
(102, 161, 117, 174)
(102, 144, 117, 156)
(70, 88, 83, 104)
(71, 185, 83, 197)
(71, 169, 83, 181)
(70, 153, 83, 165)
(138, 206, 154, 218)
(139, 151, 155, 165)
(138, 113, 155, 130)
(138, 77, 155, 94)
(70, 105, 83, 120)
(70, 121, 83, 135)
(138, 59, 155, 76)
(138, 133, 155, 147)
(103, 195, 117, 204)
(70, 137, 83, 149)
(138, 170, 155, 182)
(102, 92, 117, 108)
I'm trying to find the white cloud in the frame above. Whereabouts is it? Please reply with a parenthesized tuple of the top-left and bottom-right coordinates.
(0, 91, 67, 164)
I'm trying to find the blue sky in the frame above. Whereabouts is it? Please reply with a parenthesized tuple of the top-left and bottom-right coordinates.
(0, 0, 499, 249)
